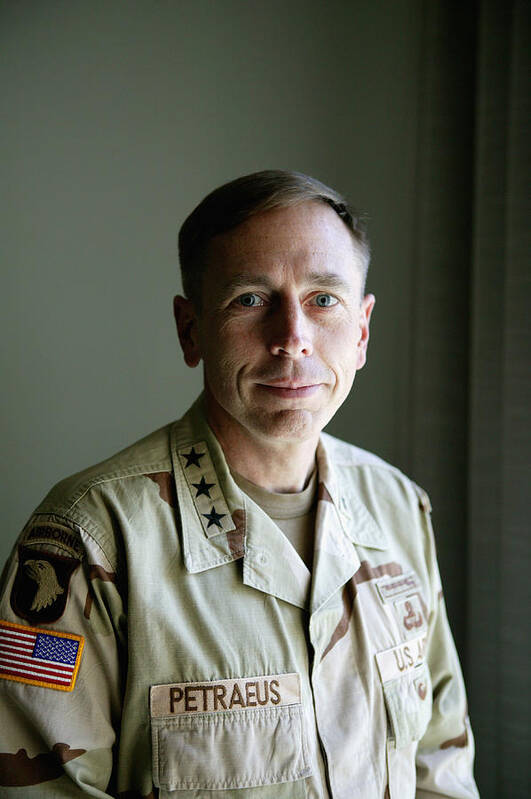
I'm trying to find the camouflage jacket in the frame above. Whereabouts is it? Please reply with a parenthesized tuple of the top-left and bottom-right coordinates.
(0, 397, 479, 798)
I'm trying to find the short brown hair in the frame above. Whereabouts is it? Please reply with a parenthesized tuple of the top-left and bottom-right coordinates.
(178, 169, 370, 306)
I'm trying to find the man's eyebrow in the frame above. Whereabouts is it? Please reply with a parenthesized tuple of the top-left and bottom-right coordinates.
(219, 274, 274, 295)
(219, 271, 355, 295)
(304, 272, 355, 292)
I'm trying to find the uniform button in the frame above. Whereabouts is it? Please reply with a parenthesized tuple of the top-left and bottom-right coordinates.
(257, 552, 269, 566)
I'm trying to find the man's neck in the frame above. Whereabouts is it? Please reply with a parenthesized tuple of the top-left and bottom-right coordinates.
(204, 399, 318, 494)
(223, 436, 317, 493)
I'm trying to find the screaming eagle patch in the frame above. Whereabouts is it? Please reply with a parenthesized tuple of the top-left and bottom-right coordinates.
(10, 546, 80, 625)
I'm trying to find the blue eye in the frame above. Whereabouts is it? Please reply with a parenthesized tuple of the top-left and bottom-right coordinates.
(312, 294, 338, 307)
(237, 293, 264, 307)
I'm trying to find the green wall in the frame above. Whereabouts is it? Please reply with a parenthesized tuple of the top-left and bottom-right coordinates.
(2, 0, 422, 559)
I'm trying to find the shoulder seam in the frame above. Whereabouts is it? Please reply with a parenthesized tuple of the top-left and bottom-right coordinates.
(332, 458, 430, 502)
(57, 460, 173, 514)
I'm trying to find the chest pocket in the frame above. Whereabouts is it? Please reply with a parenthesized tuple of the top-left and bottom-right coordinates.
(375, 635, 432, 749)
(150, 675, 311, 795)
(381, 664, 432, 749)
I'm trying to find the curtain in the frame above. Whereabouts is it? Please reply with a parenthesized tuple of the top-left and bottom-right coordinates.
(467, 2, 530, 797)
(410, 1, 530, 796)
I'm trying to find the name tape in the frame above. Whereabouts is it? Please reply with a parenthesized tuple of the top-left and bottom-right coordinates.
(150, 672, 301, 717)
(375, 634, 426, 683)
(376, 572, 420, 602)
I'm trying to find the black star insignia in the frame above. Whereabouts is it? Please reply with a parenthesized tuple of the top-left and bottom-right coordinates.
(192, 476, 215, 498)
(182, 447, 206, 468)
(202, 506, 226, 529)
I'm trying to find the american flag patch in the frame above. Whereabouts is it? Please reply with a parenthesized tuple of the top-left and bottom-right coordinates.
(0, 619, 84, 691)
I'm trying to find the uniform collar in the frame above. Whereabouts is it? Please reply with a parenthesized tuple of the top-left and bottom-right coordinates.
(316, 434, 388, 552)
(309, 436, 387, 613)
(170, 397, 387, 611)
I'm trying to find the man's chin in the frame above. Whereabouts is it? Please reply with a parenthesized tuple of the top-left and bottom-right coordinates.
(247, 407, 322, 442)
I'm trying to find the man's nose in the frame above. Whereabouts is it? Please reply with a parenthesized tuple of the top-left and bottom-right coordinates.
(268, 301, 313, 358)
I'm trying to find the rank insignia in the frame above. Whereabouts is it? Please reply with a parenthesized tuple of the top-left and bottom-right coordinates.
(10, 546, 81, 625)
(0, 619, 84, 691)
(202, 506, 227, 529)
(177, 441, 236, 537)
(192, 476, 215, 498)
(181, 446, 206, 468)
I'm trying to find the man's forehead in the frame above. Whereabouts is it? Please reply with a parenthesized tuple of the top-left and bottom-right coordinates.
(201, 202, 366, 300)
(211, 243, 357, 269)
(211, 207, 361, 263)
(212, 202, 355, 250)
(207, 245, 365, 297)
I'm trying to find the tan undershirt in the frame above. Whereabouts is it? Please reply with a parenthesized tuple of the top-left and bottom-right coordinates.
(231, 469, 317, 572)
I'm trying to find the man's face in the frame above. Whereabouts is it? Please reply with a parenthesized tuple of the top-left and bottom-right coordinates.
(176, 201, 375, 448)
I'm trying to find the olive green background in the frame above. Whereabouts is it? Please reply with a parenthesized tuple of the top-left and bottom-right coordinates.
(2, 0, 424, 556)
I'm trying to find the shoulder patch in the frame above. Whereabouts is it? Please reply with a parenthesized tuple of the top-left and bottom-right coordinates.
(10, 544, 81, 625)
(0, 620, 84, 691)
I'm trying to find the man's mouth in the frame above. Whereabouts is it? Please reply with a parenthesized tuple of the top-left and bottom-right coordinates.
(256, 382, 322, 398)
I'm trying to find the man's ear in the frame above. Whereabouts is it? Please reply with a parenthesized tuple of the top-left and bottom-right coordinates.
(173, 295, 202, 368)
(356, 293, 376, 370)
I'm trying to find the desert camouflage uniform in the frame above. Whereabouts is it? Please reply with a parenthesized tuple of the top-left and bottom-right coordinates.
(0, 397, 479, 798)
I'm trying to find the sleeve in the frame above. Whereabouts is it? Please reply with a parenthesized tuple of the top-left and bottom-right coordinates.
(414, 493, 480, 799)
(0, 513, 126, 797)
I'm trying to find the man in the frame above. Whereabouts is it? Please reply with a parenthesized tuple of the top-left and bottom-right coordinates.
(0, 171, 478, 797)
